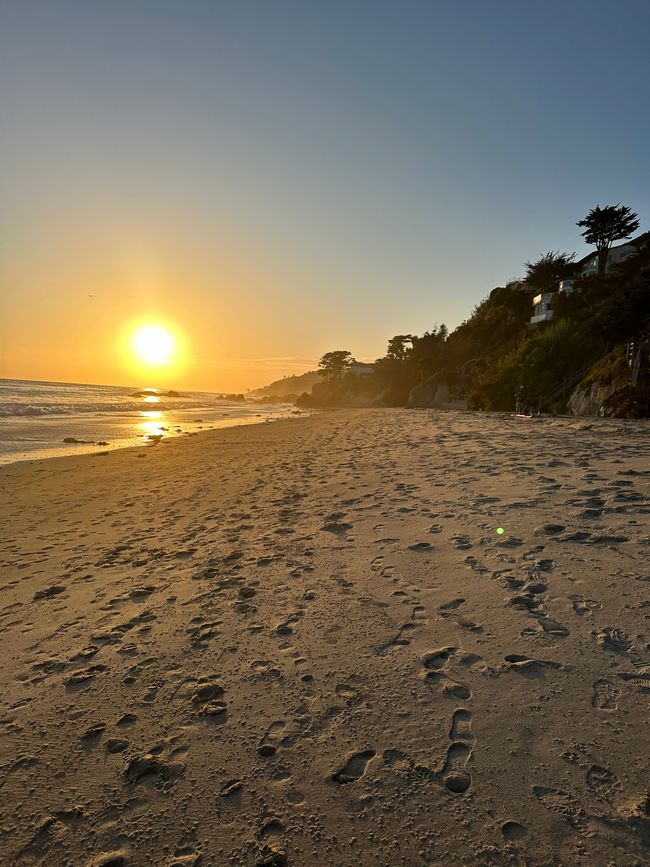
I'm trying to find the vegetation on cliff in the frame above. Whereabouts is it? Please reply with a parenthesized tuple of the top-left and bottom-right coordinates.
(252, 370, 322, 399)
(298, 204, 649, 415)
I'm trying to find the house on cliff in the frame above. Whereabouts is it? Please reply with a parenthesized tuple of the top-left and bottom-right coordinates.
(528, 233, 649, 327)
(348, 363, 375, 378)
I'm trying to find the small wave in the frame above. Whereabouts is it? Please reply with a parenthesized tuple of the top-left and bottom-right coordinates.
(0, 399, 213, 418)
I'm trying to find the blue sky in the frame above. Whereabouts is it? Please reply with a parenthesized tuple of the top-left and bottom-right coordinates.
(1, 0, 648, 389)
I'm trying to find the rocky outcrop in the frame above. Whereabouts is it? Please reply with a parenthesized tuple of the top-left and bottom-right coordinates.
(568, 364, 650, 418)
(257, 394, 299, 405)
(568, 377, 626, 416)
(296, 385, 375, 408)
(568, 349, 630, 416)
(407, 374, 467, 410)
(407, 375, 439, 407)
(600, 384, 650, 418)
(217, 393, 246, 402)
(295, 377, 381, 408)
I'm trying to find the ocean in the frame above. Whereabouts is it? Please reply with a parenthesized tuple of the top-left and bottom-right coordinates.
(0, 379, 296, 465)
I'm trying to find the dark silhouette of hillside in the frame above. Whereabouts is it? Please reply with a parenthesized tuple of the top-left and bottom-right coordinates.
(298, 211, 649, 418)
(252, 370, 321, 400)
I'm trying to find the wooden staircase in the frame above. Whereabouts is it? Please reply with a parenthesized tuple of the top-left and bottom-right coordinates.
(536, 363, 592, 413)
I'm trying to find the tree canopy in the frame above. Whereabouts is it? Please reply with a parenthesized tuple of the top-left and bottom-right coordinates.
(524, 251, 575, 294)
(318, 350, 353, 381)
(577, 204, 640, 276)
(386, 335, 413, 362)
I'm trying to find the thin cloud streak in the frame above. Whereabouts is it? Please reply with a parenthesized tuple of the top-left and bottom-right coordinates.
(184, 356, 320, 371)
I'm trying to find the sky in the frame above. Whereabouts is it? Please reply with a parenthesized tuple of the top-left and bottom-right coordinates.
(1, 0, 649, 392)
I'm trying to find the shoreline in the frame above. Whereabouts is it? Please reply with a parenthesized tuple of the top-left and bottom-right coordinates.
(0, 376, 302, 467)
(0, 404, 306, 469)
(1, 408, 648, 865)
(4, 404, 648, 471)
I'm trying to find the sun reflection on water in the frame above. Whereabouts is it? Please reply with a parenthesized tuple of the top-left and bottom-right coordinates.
(138, 410, 167, 436)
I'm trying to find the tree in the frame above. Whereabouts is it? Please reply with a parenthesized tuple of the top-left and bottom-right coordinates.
(318, 350, 352, 381)
(386, 335, 413, 362)
(524, 251, 575, 294)
(410, 326, 447, 378)
(577, 204, 640, 277)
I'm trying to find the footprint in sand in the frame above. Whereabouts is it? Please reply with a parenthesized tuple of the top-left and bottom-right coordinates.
(125, 754, 184, 790)
(80, 723, 106, 745)
(449, 709, 475, 741)
(412, 604, 428, 621)
(170, 842, 202, 865)
(335, 679, 365, 703)
(425, 671, 472, 700)
(332, 750, 376, 784)
(536, 617, 570, 637)
(377, 621, 423, 655)
(592, 678, 620, 710)
(617, 670, 650, 693)
(586, 764, 621, 804)
(421, 647, 457, 670)
(33, 584, 66, 601)
(220, 779, 243, 799)
(439, 598, 465, 612)
(187, 618, 222, 649)
(458, 652, 486, 671)
(534, 523, 566, 537)
(286, 789, 305, 805)
(532, 785, 589, 833)
(441, 742, 472, 793)
(408, 541, 433, 552)
(449, 535, 472, 550)
(274, 611, 303, 637)
(257, 720, 287, 757)
(322, 516, 353, 534)
(65, 664, 108, 689)
(439, 599, 483, 633)
(382, 748, 412, 771)
(503, 654, 562, 674)
(421, 648, 472, 699)
(501, 821, 527, 841)
(179, 676, 229, 721)
(594, 626, 633, 654)
(570, 595, 602, 616)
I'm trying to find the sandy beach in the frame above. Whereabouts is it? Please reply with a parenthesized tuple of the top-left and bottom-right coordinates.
(1, 408, 648, 866)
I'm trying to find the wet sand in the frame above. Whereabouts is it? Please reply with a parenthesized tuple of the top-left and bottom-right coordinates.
(1, 409, 648, 866)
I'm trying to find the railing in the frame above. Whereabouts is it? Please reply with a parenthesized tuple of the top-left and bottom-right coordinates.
(536, 363, 593, 413)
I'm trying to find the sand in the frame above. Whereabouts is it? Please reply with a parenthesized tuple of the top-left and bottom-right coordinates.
(0, 408, 648, 866)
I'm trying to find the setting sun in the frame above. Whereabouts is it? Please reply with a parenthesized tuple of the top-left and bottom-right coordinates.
(132, 325, 175, 365)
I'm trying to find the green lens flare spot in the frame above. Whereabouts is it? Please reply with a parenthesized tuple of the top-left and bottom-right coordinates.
(496, 527, 505, 535)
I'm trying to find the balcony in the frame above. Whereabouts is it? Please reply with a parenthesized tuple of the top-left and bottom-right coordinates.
(530, 311, 554, 325)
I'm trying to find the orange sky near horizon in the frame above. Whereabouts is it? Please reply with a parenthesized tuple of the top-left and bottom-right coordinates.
(0, 290, 325, 393)
(0, 230, 380, 392)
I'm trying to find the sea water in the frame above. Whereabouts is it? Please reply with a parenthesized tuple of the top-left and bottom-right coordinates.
(0, 379, 295, 465)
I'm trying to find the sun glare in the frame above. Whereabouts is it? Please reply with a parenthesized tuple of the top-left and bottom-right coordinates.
(132, 325, 175, 366)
